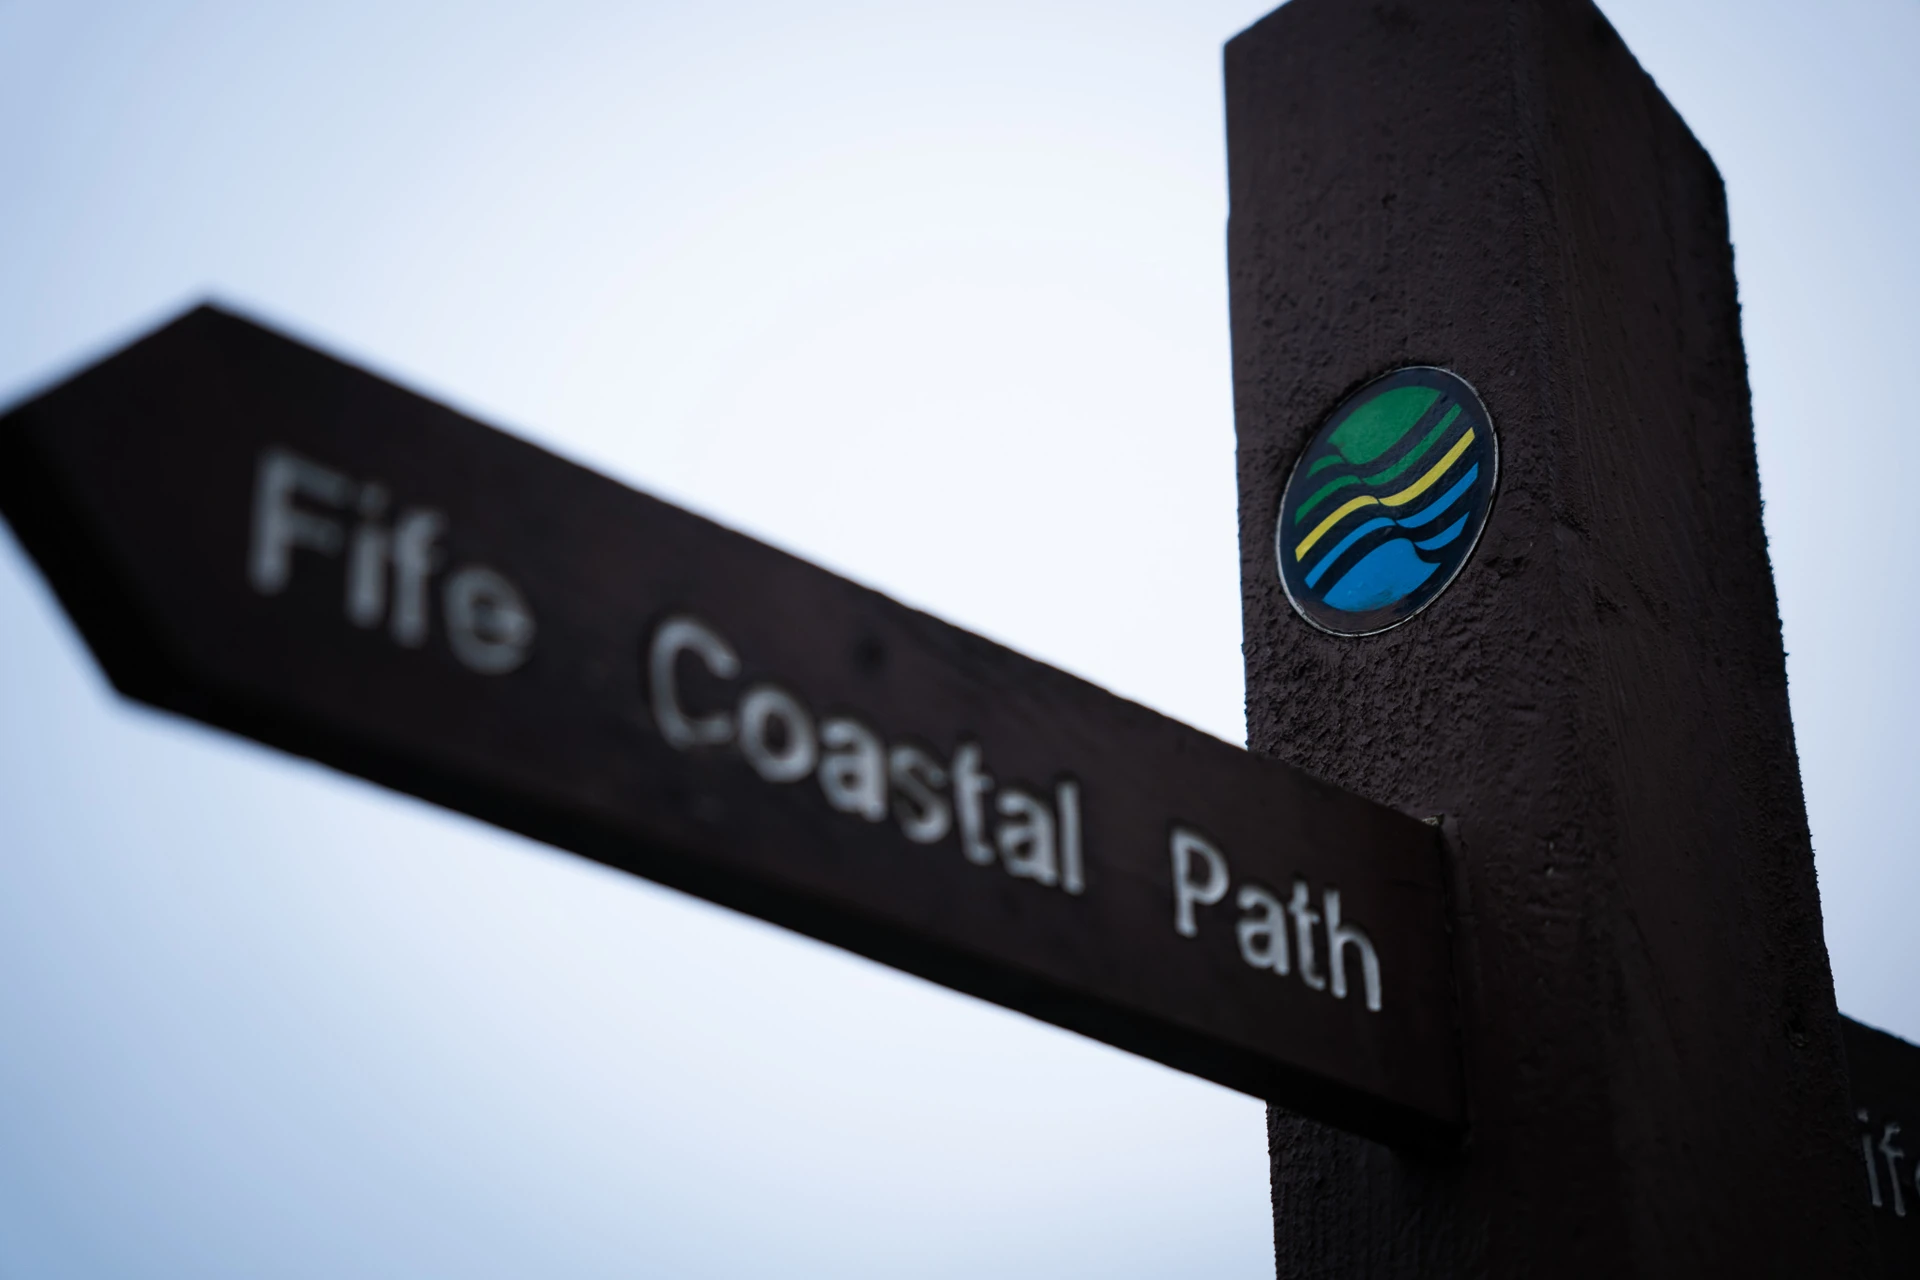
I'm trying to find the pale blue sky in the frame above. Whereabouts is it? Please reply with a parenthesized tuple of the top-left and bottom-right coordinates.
(2, 2, 1915, 1276)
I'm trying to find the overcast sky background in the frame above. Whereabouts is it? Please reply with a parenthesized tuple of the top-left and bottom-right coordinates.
(1, 1, 1915, 1276)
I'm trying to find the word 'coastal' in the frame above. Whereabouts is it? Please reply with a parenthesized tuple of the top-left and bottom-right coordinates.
(648, 618, 1386, 1013)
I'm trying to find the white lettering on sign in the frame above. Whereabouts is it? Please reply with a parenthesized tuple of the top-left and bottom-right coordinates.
(888, 744, 951, 844)
(1170, 829, 1228, 936)
(1861, 1108, 1920, 1218)
(648, 616, 1086, 896)
(248, 446, 535, 674)
(647, 617, 1377, 999)
(1171, 826, 1383, 1012)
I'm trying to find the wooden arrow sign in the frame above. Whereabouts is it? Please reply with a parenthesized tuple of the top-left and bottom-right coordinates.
(0, 305, 1461, 1147)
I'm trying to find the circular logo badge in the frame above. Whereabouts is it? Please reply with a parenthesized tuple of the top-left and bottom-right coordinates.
(1275, 367, 1497, 636)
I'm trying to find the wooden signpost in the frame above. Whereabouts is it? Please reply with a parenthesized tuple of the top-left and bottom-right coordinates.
(4, 0, 1914, 1273)
(1226, 0, 1882, 1273)
(0, 304, 1462, 1149)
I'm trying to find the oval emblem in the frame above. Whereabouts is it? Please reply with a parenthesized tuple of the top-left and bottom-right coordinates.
(1276, 367, 1497, 636)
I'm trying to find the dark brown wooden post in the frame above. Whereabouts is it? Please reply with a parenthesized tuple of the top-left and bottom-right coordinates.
(1225, 0, 1876, 1273)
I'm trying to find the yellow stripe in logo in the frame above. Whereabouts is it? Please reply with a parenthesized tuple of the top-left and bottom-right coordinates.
(1293, 427, 1476, 561)
(1381, 428, 1476, 508)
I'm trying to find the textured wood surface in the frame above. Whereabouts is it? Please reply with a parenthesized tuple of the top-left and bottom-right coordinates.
(1226, 0, 1874, 1271)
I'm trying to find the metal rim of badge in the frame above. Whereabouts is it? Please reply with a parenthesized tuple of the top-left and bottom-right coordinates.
(1275, 367, 1499, 638)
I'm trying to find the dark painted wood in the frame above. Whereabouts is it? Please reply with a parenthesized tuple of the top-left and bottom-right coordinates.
(1844, 1016, 1920, 1277)
(0, 304, 1461, 1148)
(1226, 0, 1874, 1272)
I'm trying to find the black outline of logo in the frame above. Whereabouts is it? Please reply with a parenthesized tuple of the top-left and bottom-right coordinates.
(1274, 366, 1499, 638)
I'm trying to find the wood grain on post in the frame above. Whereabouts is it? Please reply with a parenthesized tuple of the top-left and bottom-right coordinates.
(1225, 0, 1875, 1272)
